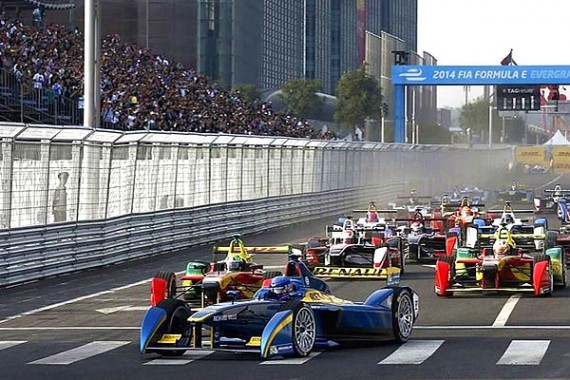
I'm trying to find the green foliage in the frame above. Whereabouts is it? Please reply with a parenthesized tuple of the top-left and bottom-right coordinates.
(458, 97, 500, 140)
(418, 123, 452, 144)
(234, 83, 261, 103)
(279, 79, 323, 119)
(334, 65, 382, 128)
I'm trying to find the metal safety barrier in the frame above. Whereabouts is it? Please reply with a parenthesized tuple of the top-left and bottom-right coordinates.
(0, 183, 402, 287)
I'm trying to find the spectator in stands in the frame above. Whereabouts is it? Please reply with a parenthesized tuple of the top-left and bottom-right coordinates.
(0, 14, 336, 140)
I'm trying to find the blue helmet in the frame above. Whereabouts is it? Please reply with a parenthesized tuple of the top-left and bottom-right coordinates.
(270, 276, 293, 296)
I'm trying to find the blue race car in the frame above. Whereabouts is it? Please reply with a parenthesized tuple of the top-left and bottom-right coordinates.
(140, 254, 419, 360)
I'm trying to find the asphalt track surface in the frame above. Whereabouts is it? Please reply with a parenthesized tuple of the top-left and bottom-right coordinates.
(1, 172, 570, 380)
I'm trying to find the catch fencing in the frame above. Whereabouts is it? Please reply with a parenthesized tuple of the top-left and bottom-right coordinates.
(0, 124, 511, 286)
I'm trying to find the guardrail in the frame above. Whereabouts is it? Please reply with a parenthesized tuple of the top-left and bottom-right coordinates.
(0, 184, 402, 287)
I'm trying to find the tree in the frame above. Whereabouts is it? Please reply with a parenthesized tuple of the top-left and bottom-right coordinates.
(458, 97, 500, 142)
(334, 65, 382, 131)
(234, 83, 261, 103)
(279, 79, 323, 119)
(417, 123, 452, 144)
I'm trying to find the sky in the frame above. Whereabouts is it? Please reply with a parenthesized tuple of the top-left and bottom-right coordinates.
(417, 0, 570, 109)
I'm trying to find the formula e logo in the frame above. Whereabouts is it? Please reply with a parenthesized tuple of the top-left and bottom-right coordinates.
(398, 68, 426, 82)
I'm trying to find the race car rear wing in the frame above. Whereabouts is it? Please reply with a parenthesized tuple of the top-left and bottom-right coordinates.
(312, 266, 401, 283)
(352, 209, 398, 214)
(544, 189, 570, 194)
(212, 245, 291, 254)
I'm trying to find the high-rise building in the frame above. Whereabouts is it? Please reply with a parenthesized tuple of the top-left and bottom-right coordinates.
(380, 0, 417, 53)
(40, 0, 198, 70)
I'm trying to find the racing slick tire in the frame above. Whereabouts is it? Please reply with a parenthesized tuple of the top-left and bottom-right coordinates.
(534, 255, 554, 297)
(544, 231, 558, 252)
(154, 271, 177, 299)
(152, 299, 193, 356)
(391, 287, 415, 342)
(290, 302, 316, 357)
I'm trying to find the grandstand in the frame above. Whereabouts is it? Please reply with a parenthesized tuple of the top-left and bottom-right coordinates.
(0, 7, 334, 139)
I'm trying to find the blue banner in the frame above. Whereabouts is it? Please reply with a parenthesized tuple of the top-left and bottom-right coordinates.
(392, 65, 570, 86)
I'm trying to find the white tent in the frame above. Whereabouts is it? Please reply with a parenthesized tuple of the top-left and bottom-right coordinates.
(543, 130, 570, 146)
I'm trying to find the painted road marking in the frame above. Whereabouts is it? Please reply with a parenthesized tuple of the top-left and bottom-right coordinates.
(0, 341, 26, 350)
(379, 340, 444, 365)
(0, 279, 154, 325)
(144, 350, 214, 365)
(497, 340, 550, 365)
(415, 325, 570, 330)
(28, 341, 130, 365)
(0, 327, 140, 331)
(493, 294, 521, 327)
(260, 352, 322, 365)
(96, 306, 149, 314)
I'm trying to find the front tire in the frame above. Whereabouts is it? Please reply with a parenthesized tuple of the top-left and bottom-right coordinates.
(291, 303, 316, 357)
(152, 299, 193, 356)
(392, 288, 415, 342)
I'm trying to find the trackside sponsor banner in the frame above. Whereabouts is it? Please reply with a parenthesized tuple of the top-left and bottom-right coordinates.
(553, 147, 570, 172)
(515, 146, 547, 166)
(313, 267, 387, 278)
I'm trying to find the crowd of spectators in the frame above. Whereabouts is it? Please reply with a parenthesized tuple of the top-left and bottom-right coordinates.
(0, 13, 336, 139)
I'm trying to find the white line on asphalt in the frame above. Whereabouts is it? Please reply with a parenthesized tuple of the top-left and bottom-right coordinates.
(0, 327, 140, 330)
(28, 341, 130, 365)
(0, 278, 153, 325)
(497, 340, 550, 365)
(144, 350, 214, 365)
(492, 294, 521, 327)
(96, 306, 150, 314)
(415, 325, 570, 329)
(379, 340, 444, 365)
(0, 340, 27, 350)
(422, 264, 436, 269)
(538, 173, 564, 190)
(4, 324, 570, 331)
(260, 351, 322, 365)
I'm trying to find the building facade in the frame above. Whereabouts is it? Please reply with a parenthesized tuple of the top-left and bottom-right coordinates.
(380, 0, 417, 53)
(38, 0, 198, 70)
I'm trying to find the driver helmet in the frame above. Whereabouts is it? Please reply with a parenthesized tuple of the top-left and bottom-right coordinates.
(343, 216, 355, 230)
(228, 260, 241, 272)
(441, 194, 450, 204)
(502, 214, 514, 225)
(493, 239, 512, 256)
(269, 276, 294, 299)
(511, 180, 517, 191)
(554, 184, 562, 196)
(411, 221, 423, 233)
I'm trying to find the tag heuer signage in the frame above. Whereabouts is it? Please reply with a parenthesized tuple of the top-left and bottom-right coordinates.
(496, 85, 541, 111)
